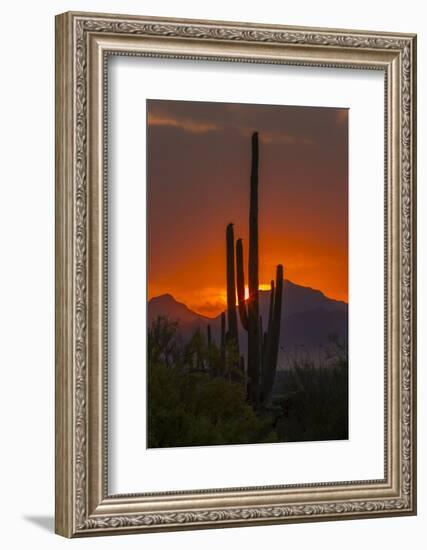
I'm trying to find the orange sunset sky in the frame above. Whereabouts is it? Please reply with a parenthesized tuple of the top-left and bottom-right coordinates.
(147, 99, 348, 318)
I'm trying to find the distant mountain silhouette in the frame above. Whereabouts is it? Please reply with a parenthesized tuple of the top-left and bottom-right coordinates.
(148, 280, 347, 368)
(148, 293, 209, 325)
(276, 280, 347, 317)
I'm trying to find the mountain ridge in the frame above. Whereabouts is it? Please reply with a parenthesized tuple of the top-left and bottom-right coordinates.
(148, 279, 347, 322)
(148, 280, 348, 368)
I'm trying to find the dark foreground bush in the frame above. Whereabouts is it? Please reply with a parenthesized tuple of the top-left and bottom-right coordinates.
(147, 316, 277, 447)
(274, 357, 348, 442)
(147, 316, 348, 447)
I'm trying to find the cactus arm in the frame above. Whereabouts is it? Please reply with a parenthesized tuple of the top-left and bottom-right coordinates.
(220, 312, 226, 376)
(267, 279, 275, 334)
(236, 238, 249, 330)
(259, 315, 264, 377)
(262, 265, 284, 403)
(261, 279, 275, 400)
(270, 265, 284, 376)
(226, 223, 239, 349)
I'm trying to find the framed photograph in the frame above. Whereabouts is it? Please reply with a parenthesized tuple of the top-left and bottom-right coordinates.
(55, 11, 417, 537)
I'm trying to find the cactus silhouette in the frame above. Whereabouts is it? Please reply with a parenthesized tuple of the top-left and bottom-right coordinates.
(261, 265, 283, 403)
(234, 132, 284, 408)
(225, 222, 242, 380)
(220, 311, 226, 375)
(226, 223, 239, 348)
(236, 239, 248, 330)
(247, 132, 261, 407)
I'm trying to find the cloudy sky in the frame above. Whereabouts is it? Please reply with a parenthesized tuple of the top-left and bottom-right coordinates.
(147, 99, 348, 317)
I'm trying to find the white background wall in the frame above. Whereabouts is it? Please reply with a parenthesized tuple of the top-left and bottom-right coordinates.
(0, 1, 424, 548)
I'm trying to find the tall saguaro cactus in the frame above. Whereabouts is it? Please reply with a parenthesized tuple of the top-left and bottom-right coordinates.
(234, 132, 284, 408)
(247, 132, 261, 408)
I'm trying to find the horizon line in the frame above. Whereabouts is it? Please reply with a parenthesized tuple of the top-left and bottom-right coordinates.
(148, 278, 349, 319)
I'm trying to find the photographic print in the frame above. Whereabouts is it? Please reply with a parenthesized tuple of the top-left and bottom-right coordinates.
(147, 99, 349, 449)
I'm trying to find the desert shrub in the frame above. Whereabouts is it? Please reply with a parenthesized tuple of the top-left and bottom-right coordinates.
(147, 317, 348, 447)
(274, 345, 348, 442)
(147, 317, 277, 448)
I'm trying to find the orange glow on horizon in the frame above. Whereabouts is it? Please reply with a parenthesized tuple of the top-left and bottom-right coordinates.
(241, 283, 271, 303)
(147, 281, 346, 319)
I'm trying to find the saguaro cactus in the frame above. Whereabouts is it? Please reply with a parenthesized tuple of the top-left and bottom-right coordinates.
(234, 132, 284, 408)
(247, 132, 261, 407)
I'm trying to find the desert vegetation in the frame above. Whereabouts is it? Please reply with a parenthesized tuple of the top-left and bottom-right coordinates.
(147, 316, 348, 448)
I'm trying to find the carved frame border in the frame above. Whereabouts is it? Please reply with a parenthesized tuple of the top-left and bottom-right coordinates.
(55, 11, 416, 537)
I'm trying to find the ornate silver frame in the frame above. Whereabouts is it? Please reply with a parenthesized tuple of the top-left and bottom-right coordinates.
(55, 11, 417, 537)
